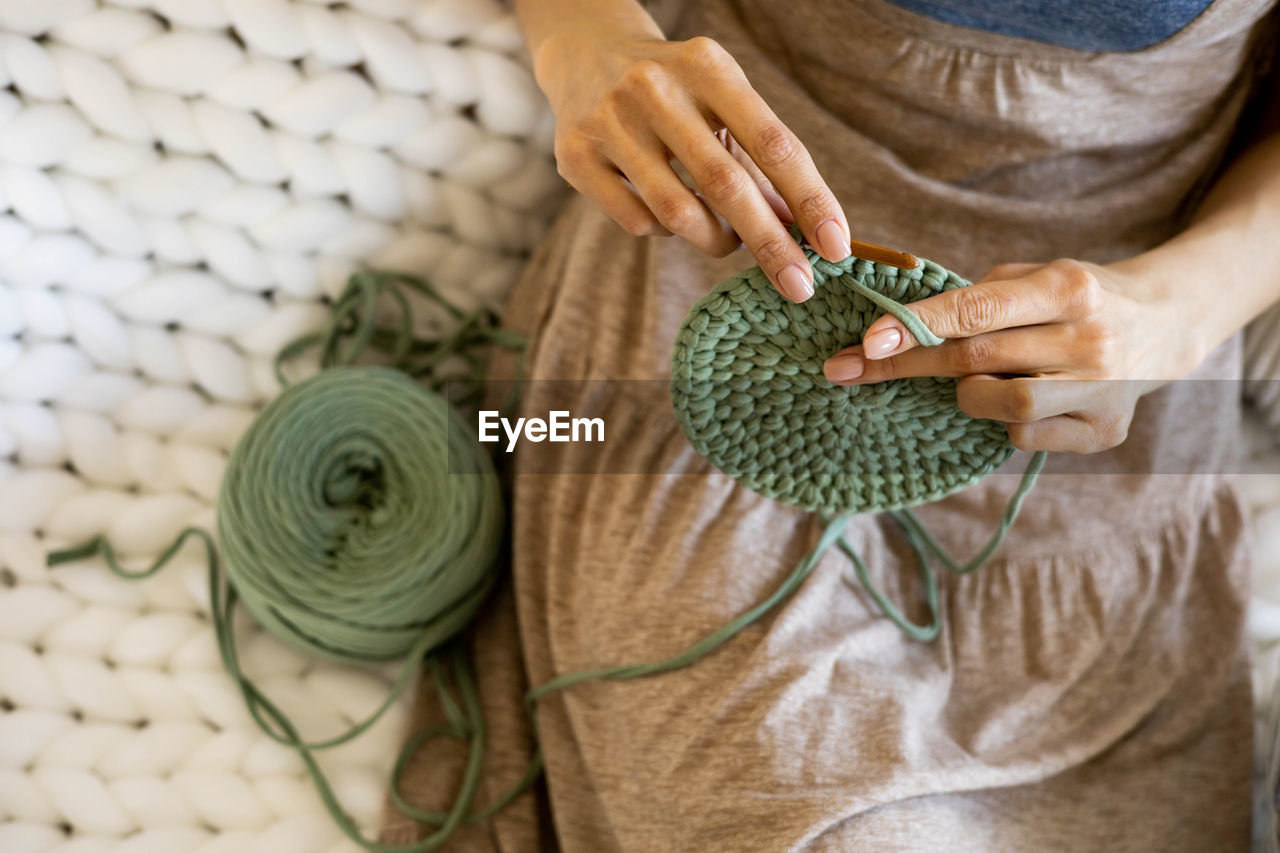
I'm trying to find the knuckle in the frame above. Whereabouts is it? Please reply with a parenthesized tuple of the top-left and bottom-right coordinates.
(698, 159, 750, 203)
(752, 122, 804, 169)
(554, 128, 595, 166)
(946, 337, 992, 374)
(553, 134, 580, 166)
(598, 86, 630, 117)
(652, 193, 698, 232)
(954, 288, 1005, 335)
(1078, 320, 1123, 373)
(1003, 383, 1038, 422)
(705, 234, 742, 258)
(618, 58, 667, 95)
(619, 214, 659, 237)
(752, 234, 797, 269)
(1094, 331, 1123, 374)
(792, 188, 834, 225)
(1053, 259, 1104, 314)
(680, 36, 729, 68)
(1094, 410, 1131, 449)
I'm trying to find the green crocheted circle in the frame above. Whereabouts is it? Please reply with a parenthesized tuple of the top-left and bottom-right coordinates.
(670, 244, 1015, 515)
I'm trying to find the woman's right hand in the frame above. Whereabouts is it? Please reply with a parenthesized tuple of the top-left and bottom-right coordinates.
(528, 22, 852, 303)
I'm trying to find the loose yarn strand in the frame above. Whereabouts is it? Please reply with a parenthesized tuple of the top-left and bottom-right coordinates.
(837, 521, 942, 642)
(525, 511, 851, 704)
(844, 278, 946, 348)
(827, 451, 1046, 641)
(273, 270, 527, 407)
(892, 449, 1048, 574)
(47, 528, 437, 753)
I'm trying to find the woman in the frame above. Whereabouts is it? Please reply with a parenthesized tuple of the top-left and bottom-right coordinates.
(384, 0, 1280, 848)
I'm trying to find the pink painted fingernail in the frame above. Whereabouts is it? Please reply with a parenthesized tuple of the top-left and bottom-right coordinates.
(777, 264, 813, 302)
(824, 353, 864, 382)
(816, 219, 850, 262)
(863, 327, 901, 359)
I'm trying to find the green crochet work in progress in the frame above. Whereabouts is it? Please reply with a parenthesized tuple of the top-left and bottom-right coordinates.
(673, 242, 1016, 515)
(671, 235, 1047, 640)
(44, 244, 1046, 850)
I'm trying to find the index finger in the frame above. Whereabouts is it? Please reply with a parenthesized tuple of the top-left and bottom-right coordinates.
(702, 70, 851, 264)
(652, 110, 817, 302)
(860, 268, 1079, 360)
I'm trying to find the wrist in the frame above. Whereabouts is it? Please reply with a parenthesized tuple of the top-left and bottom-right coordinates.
(521, 3, 666, 99)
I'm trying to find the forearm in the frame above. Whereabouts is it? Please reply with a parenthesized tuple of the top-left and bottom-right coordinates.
(1111, 128, 1280, 370)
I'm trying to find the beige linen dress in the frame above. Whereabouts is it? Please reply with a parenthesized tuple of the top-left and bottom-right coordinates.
(382, 0, 1280, 849)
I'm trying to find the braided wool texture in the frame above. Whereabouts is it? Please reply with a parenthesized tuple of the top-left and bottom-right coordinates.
(0, 1, 564, 851)
(671, 249, 1012, 515)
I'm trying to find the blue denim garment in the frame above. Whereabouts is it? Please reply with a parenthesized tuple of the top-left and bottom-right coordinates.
(882, 0, 1214, 51)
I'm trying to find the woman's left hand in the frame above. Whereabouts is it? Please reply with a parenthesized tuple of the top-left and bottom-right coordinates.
(821, 259, 1203, 454)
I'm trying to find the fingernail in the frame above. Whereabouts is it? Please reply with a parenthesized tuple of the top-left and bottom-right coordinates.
(816, 219, 850, 262)
(824, 353, 863, 382)
(777, 264, 813, 302)
(863, 327, 901, 359)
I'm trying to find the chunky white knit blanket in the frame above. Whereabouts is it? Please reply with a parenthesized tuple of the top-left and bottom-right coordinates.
(0, 2, 1277, 852)
(0, 2, 562, 851)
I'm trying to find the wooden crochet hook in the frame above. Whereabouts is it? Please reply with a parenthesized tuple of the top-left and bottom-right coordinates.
(799, 233, 920, 269)
(848, 238, 920, 270)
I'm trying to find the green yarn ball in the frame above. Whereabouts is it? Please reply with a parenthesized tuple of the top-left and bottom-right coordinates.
(216, 365, 504, 664)
(670, 245, 1015, 515)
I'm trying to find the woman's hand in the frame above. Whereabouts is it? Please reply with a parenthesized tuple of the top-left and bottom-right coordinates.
(530, 24, 851, 302)
(821, 259, 1205, 454)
